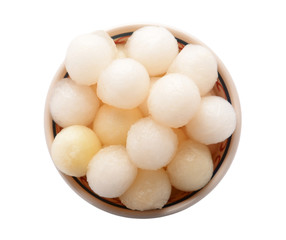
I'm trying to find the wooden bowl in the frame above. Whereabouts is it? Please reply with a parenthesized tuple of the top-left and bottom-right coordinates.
(44, 24, 241, 218)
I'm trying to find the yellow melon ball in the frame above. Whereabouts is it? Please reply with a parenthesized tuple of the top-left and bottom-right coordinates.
(51, 125, 101, 177)
(93, 104, 143, 146)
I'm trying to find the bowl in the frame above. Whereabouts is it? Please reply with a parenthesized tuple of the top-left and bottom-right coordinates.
(44, 24, 241, 218)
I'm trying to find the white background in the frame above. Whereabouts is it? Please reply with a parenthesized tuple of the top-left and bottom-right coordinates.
(1, 0, 285, 239)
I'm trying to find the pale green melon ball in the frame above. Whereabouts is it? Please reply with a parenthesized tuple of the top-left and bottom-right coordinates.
(167, 140, 213, 191)
(148, 73, 201, 128)
(126, 117, 178, 170)
(186, 96, 236, 144)
(92, 104, 142, 146)
(51, 125, 102, 177)
(65, 32, 117, 86)
(125, 26, 179, 76)
(97, 58, 150, 109)
(168, 44, 218, 96)
(120, 169, 171, 211)
(50, 78, 100, 128)
(86, 145, 137, 198)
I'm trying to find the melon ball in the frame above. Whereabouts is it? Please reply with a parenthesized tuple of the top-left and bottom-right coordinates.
(126, 117, 178, 170)
(119, 169, 171, 211)
(86, 145, 137, 198)
(92, 104, 143, 146)
(50, 78, 100, 128)
(94, 30, 117, 52)
(138, 77, 160, 116)
(97, 58, 150, 109)
(186, 96, 236, 145)
(65, 32, 117, 86)
(116, 43, 127, 58)
(168, 44, 218, 96)
(167, 140, 213, 192)
(125, 26, 179, 76)
(51, 125, 101, 177)
(148, 73, 201, 128)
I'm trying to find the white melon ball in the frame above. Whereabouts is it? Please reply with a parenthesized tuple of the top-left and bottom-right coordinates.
(50, 78, 100, 128)
(120, 169, 171, 211)
(93, 30, 117, 52)
(148, 73, 201, 128)
(92, 104, 143, 146)
(86, 145, 137, 198)
(138, 77, 159, 116)
(126, 117, 178, 170)
(65, 32, 117, 86)
(186, 96, 236, 144)
(51, 125, 101, 177)
(97, 58, 150, 109)
(168, 44, 218, 96)
(125, 26, 178, 76)
(167, 140, 213, 191)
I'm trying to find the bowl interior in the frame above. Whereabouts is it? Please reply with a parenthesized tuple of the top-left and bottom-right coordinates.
(45, 27, 241, 218)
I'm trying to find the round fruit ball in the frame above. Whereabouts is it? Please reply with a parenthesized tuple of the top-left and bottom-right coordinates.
(93, 30, 117, 53)
(126, 117, 178, 170)
(92, 104, 142, 146)
(168, 44, 218, 96)
(185, 96, 236, 145)
(120, 169, 171, 211)
(125, 26, 178, 76)
(51, 125, 101, 177)
(167, 140, 213, 192)
(97, 58, 150, 109)
(65, 32, 117, 86)
(50, 78, 100, 128)
(148, 73, 201, 128)
(86, 145, 137, 198)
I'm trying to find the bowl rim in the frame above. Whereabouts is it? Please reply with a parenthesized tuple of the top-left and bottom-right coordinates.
(44, 24, 242, 218)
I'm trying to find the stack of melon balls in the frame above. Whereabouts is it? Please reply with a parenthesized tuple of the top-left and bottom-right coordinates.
(50, 26, 236, 211)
